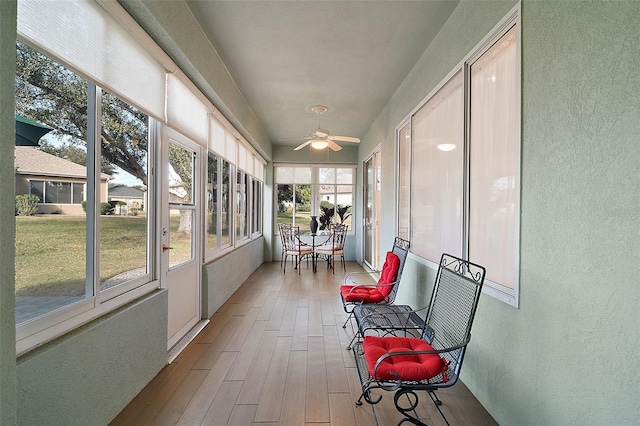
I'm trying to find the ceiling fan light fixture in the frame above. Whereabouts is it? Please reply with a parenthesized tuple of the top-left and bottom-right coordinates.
(311, 139, 329, 150)
(437, 143, 456, 152)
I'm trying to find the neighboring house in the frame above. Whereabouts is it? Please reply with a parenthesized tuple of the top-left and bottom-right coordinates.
(108, 184, 146, 215)
(14, 146, 111, 215)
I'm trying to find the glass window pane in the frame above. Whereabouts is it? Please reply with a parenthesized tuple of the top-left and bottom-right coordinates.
(169, 143, 194, 204)
(277, 184, 294, 227)
(206, 153, 219, 251)
(295, 184, 311, 232)
(398, 123, 411, 240)
(221, 160, 231, 245)
(411, 71, 464, 262)
(336, 185, 353, 230)
(274, 166, 293, 183)
(236, 170, 247, 240)
(30, 181, 44, 203)
(58, 182, 71, 203)
(100, 91, 149, 291)
(44, 181, 57, 203)
(72, 182, 84, 204)
(469, 26, 518, 289)
(252, 178, 261, 234)
(15, 41, 90, 324)
(293, 167, 312, 184)
(319, 167, 335, 184)
(336, 168, 353, 185)
(318, 185, 336, 231)
(169, 208, 193, 268)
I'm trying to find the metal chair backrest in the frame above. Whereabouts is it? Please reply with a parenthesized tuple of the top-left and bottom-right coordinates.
(281, 224, 303, 252)
(386, 237, 410, 303)
(330, 223, 348, 251)
(421, 253, 485, 382)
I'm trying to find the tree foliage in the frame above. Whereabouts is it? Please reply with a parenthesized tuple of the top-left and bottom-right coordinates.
(277, 184, 310, 205)
(39, 140, 116, 175)
(15, 40, 149, 184)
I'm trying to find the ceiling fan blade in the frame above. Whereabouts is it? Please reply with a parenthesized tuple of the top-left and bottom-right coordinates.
(327, 140, 343, 151)
(329, 135, 360, 143)
(313, 130, 329, 138)
(294, 140, 313, 151)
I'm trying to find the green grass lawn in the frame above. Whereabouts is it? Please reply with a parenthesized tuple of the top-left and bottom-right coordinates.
(277, 211, 311, 231)
(15, 214, 190, 297)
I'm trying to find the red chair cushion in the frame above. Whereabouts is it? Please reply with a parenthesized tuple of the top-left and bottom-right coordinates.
(363, 336, 449, 382)
(376, 252, 401, 296)
(340, 285, 387, 303)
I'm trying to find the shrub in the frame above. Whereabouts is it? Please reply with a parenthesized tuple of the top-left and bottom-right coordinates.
(15, 194, 40, 216)
(100, 203, 112, 215)
(80, 201, 113, 215)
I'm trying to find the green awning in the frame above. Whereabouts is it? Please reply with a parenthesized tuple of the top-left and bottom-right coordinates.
(15, 114, 53, 146)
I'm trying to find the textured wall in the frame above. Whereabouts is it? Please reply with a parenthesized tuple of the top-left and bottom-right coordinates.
(204, 238, 265, 317)
(0, 2, 17, 424)
(17, 290, 168, 426)
(367, 0, 640, 424)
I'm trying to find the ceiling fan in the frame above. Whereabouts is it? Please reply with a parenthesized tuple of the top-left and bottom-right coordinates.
(291, 106, 360, 152)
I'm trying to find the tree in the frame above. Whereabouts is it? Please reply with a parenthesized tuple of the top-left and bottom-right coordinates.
(169, 144, 194, 233)
(39, 140, 116, 176)
(15, 40, 149, 184)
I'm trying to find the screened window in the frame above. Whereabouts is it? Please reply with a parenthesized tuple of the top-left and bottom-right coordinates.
(15, 45, 90, 324)
(15, 40, 156, 340)
(205, 153, 232, 254)
(275, 165, 355, 234)
(399, 13, 520, 306)
(251, 177, 262, 235)
(397, 123, 411, 240)
(236, 170, 248, 241)
(221, 160, 232, 246)
(206, 152, 219, 251)
(29, 180, 84, 204)
(100, 90, 150, 293)
(411, 71, 464, 262)
(469, 26, 519, 293)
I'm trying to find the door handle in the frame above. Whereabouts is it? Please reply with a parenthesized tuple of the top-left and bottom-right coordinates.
(162, 244, 174, 252)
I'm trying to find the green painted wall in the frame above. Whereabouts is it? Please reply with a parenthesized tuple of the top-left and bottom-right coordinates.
(16, 290, 168, 426)
(0, 2, 17, 424)
(366, 1, 640, 423)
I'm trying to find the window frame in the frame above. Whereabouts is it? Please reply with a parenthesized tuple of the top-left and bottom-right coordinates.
(29, 179, 85, 204)
(274, 164, 356, 235)
(15, 74, 160, 354)
(396, 6, 520, 307)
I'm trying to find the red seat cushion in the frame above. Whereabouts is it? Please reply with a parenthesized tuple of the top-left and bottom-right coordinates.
(340, 285, 387, 303)
(363, 336, 449, 382)
(376, 252, 401, 296)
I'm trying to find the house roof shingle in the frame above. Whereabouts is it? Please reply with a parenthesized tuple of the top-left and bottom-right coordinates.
(14, 147, 111, 180)
(109, 185, 144, 198)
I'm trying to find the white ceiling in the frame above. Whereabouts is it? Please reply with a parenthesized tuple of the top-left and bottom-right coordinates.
(185, 1, 459, 149)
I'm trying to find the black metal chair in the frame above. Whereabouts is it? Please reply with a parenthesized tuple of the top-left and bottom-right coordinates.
(340, 237, 410, 335)
(280, 224, 313, 274)
(315, 223, 348, 273)
(351, 253, 486, 426)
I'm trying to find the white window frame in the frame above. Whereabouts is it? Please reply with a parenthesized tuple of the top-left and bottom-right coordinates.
(397, 5, 520, 307)
(274, 164, 357, 235)
(16, 77, 160, 355)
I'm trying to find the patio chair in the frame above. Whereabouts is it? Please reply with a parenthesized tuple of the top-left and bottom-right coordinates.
(351, 253, 485, 426)
(315, 223, 348, 274)
(281, 225, 314, 274)
(339, 237, 410, 331)
(278, 223, 293, 269)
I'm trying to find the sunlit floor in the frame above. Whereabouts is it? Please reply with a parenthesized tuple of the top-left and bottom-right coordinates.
(110, 260, 497, 425)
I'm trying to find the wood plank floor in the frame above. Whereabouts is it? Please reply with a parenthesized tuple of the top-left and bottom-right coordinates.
(110, 261, 497, 426)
